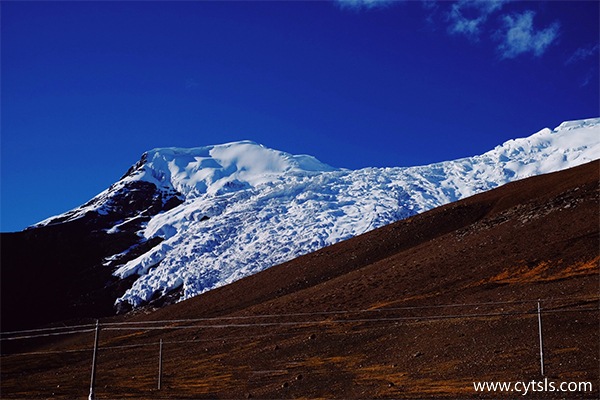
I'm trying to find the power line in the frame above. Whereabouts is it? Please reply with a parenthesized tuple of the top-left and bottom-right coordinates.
(97, 295, 600, 328)
(1, 295, 596, 339)
(0, 328, 95, 341)
(0, 323, 96, 336)
(2, 331, 304, 357)
(99, 307, 598, 331)
(2, 307, 596, 357)
(372, 296, 600, 311)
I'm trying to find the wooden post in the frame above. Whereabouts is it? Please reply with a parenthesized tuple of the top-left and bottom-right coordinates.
(158, 339, 163, 390)
(89, 320, 100, 400)
(537, 301, 544, 376)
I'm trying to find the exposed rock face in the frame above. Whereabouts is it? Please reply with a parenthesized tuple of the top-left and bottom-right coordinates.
(1, 179, 182, 331)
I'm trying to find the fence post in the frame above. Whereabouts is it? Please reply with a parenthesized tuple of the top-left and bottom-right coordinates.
(89, 320, 100, 400)
(537, 301, 544, 376)
(158, 339, 163, 390)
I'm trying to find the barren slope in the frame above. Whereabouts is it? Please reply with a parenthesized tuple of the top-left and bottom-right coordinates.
(1, 161, 598, 399)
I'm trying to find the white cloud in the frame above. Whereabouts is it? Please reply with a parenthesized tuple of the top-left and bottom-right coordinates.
(185, 78, 199, 90)
(580, 71, 592, 87)
(447, 0, 507, 40)
(496, 11, 560, 59)
(335, 0, 396, 10)
(421, 1, 440, 28)
(566, 43, 599, 65)
(448, 10, 484, 38)
(336, 0, 562, 61)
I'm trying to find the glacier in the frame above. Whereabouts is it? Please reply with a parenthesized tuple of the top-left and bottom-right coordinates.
(36, 118, 600, 308)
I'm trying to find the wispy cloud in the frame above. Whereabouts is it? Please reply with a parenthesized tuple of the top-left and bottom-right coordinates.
(337, 1, 563, 60)
(447, 0, 507, 40)
(185, 78, 199, 90)
(496, 11, 560, 59)
(580, 71, 592, 87)
(566, 43, 599, 65)
(335, 0, 396, 11)
(420, 1, 441, 30)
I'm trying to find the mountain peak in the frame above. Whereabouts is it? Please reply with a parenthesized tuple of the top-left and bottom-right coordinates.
(128, 140, 338, 198)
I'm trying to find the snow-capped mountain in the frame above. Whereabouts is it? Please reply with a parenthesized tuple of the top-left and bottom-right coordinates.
(36, 118, 600, 309)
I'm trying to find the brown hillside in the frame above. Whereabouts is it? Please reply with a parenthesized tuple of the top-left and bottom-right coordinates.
(2, 161, 599, 399)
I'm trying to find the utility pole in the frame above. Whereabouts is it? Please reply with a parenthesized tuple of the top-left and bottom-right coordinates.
(89, 320, 100, 400)
(537, 301, 544, 376)
(158, 339, 163, 390)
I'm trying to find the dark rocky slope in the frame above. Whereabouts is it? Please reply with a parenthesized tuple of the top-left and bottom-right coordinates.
(1, 180, 181, 331)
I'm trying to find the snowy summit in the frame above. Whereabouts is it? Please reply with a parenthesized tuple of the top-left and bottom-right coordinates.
(37, 118, 600, 309)
(127, 140, 339, 197)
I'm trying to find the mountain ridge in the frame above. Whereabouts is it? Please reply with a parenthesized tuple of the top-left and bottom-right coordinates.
(2, 118, 598, 330)
(104, 118, 600, 307)
(35, 117, 600, 229)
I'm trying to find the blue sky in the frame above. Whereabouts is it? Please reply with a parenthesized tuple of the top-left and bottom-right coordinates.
(1, 0, 598, 232)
